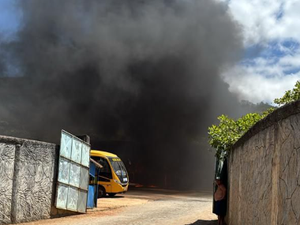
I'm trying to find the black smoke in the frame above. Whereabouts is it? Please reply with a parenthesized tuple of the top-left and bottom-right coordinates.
(0, 0, 244, 190)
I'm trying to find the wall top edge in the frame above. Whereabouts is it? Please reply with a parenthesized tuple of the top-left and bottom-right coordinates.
(0, 134, 56, 146)
(233, 100, 300, 150)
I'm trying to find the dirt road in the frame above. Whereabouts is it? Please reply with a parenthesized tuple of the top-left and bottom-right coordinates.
(20, 188, 217, 225)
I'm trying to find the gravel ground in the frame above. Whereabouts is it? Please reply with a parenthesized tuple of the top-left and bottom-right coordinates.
(19, 188, 217, 225)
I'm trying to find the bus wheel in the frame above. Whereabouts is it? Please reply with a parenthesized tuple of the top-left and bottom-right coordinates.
(98, 186, 106, 198)
(108, 193, 116, 197)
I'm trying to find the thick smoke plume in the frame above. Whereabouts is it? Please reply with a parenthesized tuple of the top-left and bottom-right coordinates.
(0, 0, 243, 190)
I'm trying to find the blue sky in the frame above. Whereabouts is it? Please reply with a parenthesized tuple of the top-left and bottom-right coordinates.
(1, 0, 300, 104)
(0, 0, 21, 41)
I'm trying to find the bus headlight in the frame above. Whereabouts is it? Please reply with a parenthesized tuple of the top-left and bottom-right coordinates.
(114, 179, 122, 185)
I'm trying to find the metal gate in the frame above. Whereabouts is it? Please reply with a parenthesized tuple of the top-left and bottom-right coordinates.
(55, 130, 90, 213)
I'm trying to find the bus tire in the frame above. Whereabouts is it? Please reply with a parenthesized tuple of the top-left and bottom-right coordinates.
(108, 193, 116, 197)
(98, 186, 106, 198)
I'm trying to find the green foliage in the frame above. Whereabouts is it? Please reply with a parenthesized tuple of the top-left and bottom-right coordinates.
(208, 111, 272, 159)
(208, 114, 261, 159)
(274, 81, 300, 106)
(208, 115, 239, 159)
(209, 80, 300, 159)
(262, 107, 275, 116)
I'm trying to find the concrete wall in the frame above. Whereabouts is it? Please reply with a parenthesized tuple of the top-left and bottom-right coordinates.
(228, 100, 300, 225)
(0, 142, 15, 224)
(0, 136, 57, 224)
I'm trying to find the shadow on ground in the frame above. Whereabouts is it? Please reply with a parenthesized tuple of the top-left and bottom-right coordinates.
(103, 196, 124, 199)
(186, 220, 218, 225)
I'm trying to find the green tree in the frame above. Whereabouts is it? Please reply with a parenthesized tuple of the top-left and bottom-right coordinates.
(208, 80, 300, 159)
(208, 113, 265, 159)
(274, 81, 300, 106)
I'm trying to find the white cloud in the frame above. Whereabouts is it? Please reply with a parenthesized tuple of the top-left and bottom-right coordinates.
(216, 0, 300, 104)
(225, 0, 300, 45)
(222, 51, 300, 104)
(222, 43, 300, 104)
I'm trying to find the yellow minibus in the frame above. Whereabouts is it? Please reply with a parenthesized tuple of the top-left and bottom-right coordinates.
(91, 150, 129, 197)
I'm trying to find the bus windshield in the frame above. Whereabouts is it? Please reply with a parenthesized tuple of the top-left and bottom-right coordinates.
(108, 157, 128, 184)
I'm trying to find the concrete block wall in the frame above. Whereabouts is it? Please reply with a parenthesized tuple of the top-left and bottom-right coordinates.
(0, 136, 57, 224)
(228, 100, 300, 225)
(0, 142, 15, 224)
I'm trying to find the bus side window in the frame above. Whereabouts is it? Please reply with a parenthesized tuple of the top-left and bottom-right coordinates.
(93, 157, 112, 179)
